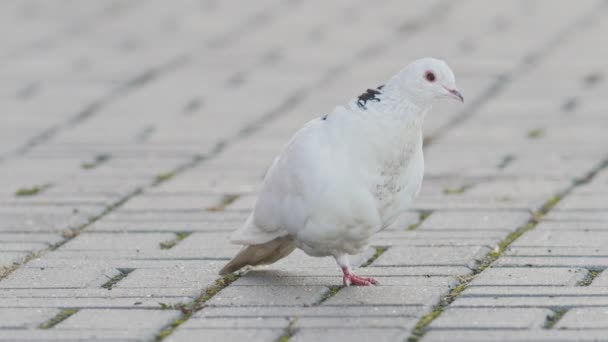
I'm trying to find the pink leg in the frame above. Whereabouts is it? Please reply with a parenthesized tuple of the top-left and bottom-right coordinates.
(342, 267, 379, 286)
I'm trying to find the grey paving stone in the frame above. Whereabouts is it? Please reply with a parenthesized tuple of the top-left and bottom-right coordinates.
(373, 246, 490, 269)
(89, 219, 242, 232)
(527, 221, 608, 231)
(0, 242, 51, 252)
(180, 316, 288, 329)
(504, 246, 608, 257)
(294, 316, 415, 329)
(56, 309, 180, 329)
(511, 230, 608, 248)
(0, 233, 64, 244)
(118, 194, 222, 211)
(494, 256, 608, 268)
(429, 308, 552, 329)
(207, 285, 329, 306)
(373, 229, 506, 247)
(291, 328, 408, 342)
(590, 269, 608, 287)
(423, 329, 608, 342)
(555, 194, 608, 210)
(166, 329, 285, 342)
(555, 307, 608, 329)
(0, 288, 201, 300)
(0, 267, 122, 289)
(545, 210, 608, 222)
(0, 296, 193, 309)
(411, 195, 547, 211)
(114, 268, 218, 289)
(463, 286, 608, 297)
(198, 305, 421, 319)
(0, 308, 58, 329)
(62, 232, 175, 251)
(234, 269, 458, 287)
(451, 296, 608, 308)
(323, 285, 443, 306)
(469, 267, 588, 286)
(0, 251, 29, 266)
(418, 210, 530, 230)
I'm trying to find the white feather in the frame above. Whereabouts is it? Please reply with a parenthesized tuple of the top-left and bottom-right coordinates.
(229, 57, 460, 264)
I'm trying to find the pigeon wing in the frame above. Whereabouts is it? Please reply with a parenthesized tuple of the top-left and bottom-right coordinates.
(230, 118, 331, 245)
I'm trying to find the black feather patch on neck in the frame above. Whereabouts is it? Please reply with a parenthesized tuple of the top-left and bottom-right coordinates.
(357, 85, 384, 109)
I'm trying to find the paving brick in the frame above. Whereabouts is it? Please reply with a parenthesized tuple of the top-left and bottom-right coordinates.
(0, 308, 58, 329)
(463, 286, 608, 297)
(373, 246, 490, 269)
(0, 329, 156, 341)
(0, 267, 122, 289)
(469, 267, 588, 286)
(180, 317, 288, 329)
(114, 267, 218, 289)
(291, 328, 407, 342)
(511, 230, 608, 248)
(373, 230, 505, 247)
(418, 210, 530, 230)
(423, 329, 608, 342)
(429, 308, 551, 329)
(206, 285, 329, 307)
(555, 307, 608, 329)
(324, 285, 443, 306)
(198, 305, 421, 319)
(494, 256, 608, 268)
(166, 329, 285, 342)
(590, 270, 608, 287)
(62, 232, 175, 251)
(56, 309, 180, 329)
(451, 296, 608, 308)
(118, 194, 222, 211)
(234, 269, 458, 287)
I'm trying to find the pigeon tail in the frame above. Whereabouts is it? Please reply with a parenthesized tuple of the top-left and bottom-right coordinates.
(230, 214, 287, 245)
(219, 235, 296, 275)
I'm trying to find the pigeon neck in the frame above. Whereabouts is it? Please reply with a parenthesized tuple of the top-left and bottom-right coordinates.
(350, 83, 431, 118)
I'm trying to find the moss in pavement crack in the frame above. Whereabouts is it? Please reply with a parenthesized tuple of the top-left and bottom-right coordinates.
(543, 307, 569, 329)
(81, 154, 111, 169)
(206, 194, 240, 212)
(406, 211, 432, 231)
(159, 232, 191, 250)
(101, 268, 135, 290)
(578, 269, 603, 287)
(443, 184, 473, 195)
(39, 309, 77, 329)
(276, 318, 298, 342)
(154, 273, 240, 341)
(15, 183, 52, 197)
(407, 192, 567, 342)
(154, 171, 176, 185)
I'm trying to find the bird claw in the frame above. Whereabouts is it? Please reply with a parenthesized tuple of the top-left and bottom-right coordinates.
(343, 274, 379, 287)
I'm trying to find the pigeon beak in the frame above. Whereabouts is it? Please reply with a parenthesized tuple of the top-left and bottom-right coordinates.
(442, 85, 463, 102)
(448, 88, 464, 102)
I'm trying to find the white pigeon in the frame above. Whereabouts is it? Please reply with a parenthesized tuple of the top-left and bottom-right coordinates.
(220, 58, 463, 286)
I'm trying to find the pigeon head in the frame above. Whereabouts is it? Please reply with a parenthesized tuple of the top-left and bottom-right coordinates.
(391, 58, 463, 105)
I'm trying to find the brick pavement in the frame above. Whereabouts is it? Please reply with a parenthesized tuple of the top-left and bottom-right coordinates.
(1, 1, 608, 341)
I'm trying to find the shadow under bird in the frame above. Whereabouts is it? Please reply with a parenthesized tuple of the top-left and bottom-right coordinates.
(220, 58, 463, 286)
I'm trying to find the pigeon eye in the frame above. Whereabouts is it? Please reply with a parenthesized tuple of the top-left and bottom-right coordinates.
(425, 71, 436, 82)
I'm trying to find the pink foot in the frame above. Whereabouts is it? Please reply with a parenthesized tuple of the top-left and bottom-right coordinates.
(342, 267, 379, 287)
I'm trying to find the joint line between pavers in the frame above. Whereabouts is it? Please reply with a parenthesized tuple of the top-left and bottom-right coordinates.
(407, 155, 608, 341)
(38, 309, 78, 329)
(405, 1, 608, 338)
(153, 273, 241, 341)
